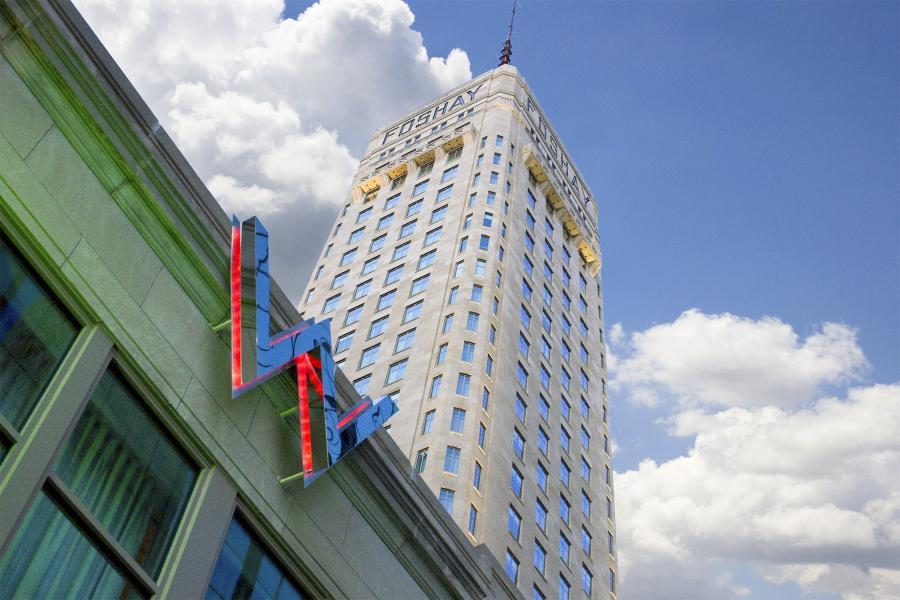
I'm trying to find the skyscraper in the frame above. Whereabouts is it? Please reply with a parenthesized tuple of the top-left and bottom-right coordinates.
(299, 64, 617, 598)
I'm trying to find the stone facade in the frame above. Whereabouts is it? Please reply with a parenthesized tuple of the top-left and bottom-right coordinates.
(300, 66, 618, 599)
(0, 1, 518, 597)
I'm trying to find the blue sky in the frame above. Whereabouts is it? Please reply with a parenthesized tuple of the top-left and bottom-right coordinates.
(78, 0, 899, 597)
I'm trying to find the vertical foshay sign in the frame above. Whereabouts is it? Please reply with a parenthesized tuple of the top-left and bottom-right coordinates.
(230, 216, 398, 487)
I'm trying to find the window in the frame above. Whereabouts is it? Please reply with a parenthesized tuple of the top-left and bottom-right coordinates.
(340, 248, 357, 266)
(562, 291, 571, 311)
(582, 528, 592, 555)
(482, 387, 490, 410)
(542, 284, 552, 305)
(533, 586, 546, 600)
(447, 286, 460, 305)
(562, 396, 571, 420)
(349, 226, 365, 243)
(353, 374, 371, 394)
(410, 274, 430, 295)
(534, 542, 546, 575)
(536, 500, 548, 532)
(439, 488, 454, 512)
(368, 315, 389, 338)
(385, 192, 401, 208)
(505, 551, 519, 585)
(395, 328, 416, 352)
(424, 375, 441, 399)
(377, 268, 400, 290)
(431, 204, 448, 223)
(609, 569, 616, 595)
(468, 505, 478, 535)
(476, 153, 484, 166)
(560, 532, 571, 564)
(479, 234, 490, 251)
(444, 446, 461, 473)
(489, 171, 499, 185)
(440, 165, 458, 182)
(522, 279, 533, 300)
(543, 261, 553, 280)
(393, 241, 411, 261)
(362, 255, 379, 275)
(417, 249, 437, 270)
(492, 296, 500, 315)
(513, 428, 525, 459)
(205, 517, 303, 600)
(609, 531, 615, 554)
(474, 461, 483, 489)
(377, 213, 394, 231)
(538, 428, 549, 455)
(581, 566, 592, 595)
(579, 343, 589, 363)
(456, 372, 471, 395)
(580, 426, 590, 449)
(399, 219, 417, 238)
(344, 304, 363, 325)
(447, 146, 462, 163)
(442, 313, 454, 333)
(492, 152, 501, 166)
(537, 462, 549, 491)
(422, 410, 436, 434)
(562, 267, 572, 288)
(561, 460, 571, 488)
(508, 506, 522, 540)
(525, 210, 535, 230)
(335, 331, 354, 354)
(0, 369, 197, 594)
(540, 364, 551, 389)
(578, 398, 590, 421)
(511, 465, 524, 497)
(331, 270, 349, 289)
(412, 180, 430, 196)
(579, 272, 588, 292)
(483, 212, 494, 227)
(544, 217, 555, 237)
(562, 315, 572, 336)
(578, 318, 588, 337)
(323, 293, 341, 313)
(480, 136, 487, 148)
(454, 260, 464, 277)
(323, 243, 332, 257)
(370, 233, 387, 252)
(468, 192, 477, 206)
(582, 492, 592, 519)
(424, 226, 442, 245)
(485, 354, 494, 376)
(458, 237, 468, 253)
(581, 457, 591, 482)
(377, 289, 396, 311)
(472, 172, 481, 186)
(489, 325, 496, 344)
(358, 344, 380, 368)
(541, 310, 552, 332)
(559, 575, 570, 600)
(356, 206, 372, 223)
(561, 340, 571, 362)
(436, 343, 448, 364)
(415, 448, 429, 473)
(475, 258, 487, 275)
(466, 312, 480, 332)
(486, 190, 496, 205)
(539, 395, 550, 421)
(516, 362, 528, 388)
(561, 368, 571, 391)
(401, 300, 423, 324)
(525, 231, 535, 253)
(386, 358, 408, 383)
(515, 393, 527, 421)
(523, 255, 534, 276)
(478, 422, 487, 448)
(461, 341, 476, 362)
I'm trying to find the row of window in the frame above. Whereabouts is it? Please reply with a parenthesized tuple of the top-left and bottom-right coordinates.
(0, 235, 305, 598)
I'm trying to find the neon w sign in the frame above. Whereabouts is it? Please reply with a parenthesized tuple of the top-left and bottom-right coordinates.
(230, 216, 398, 487)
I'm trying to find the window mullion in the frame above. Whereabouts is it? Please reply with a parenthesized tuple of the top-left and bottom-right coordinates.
(0, 325, 112, 554)
(45, 473, 157, 596)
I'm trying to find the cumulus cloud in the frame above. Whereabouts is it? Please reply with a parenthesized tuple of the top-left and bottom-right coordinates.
(73, 0, 472, 302)
(611, 311, 900, 599)
(610, 309, 869, 409)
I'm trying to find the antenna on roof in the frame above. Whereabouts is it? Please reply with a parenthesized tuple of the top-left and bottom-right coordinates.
(498, 0, 517, 66)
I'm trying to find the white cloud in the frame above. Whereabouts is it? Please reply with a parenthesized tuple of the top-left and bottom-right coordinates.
(73, 0, 472, 302)
(612, 311, 900, 599)
(610, 309, 869, 409)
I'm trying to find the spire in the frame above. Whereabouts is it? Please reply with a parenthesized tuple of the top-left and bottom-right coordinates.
(498, 0, 517, 66)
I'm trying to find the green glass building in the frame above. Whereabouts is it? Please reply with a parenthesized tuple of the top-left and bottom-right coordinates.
(0, 1, 517, 597)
